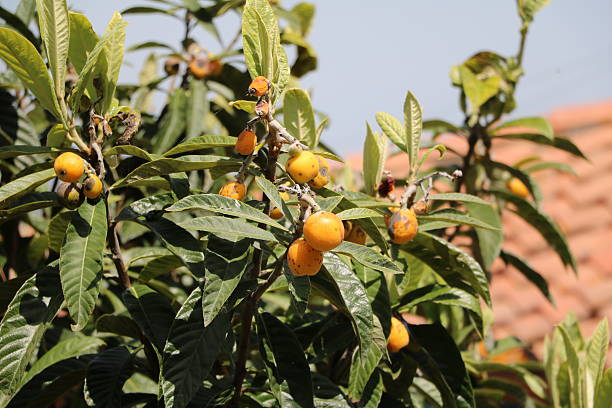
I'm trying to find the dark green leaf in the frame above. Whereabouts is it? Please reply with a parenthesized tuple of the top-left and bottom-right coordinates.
(0, 168, 55, 208)
(500, 251, 553, 303)
(86, 346, 134, 408)
(96, 314, 142, 340)
(332, 241, 400, 275)
(153, 88, 188, 154)
(492, 117, 553, 139)
(178, 216, 278, 242)
(162, 135, 237, 157)
(465, 201, 503, 269)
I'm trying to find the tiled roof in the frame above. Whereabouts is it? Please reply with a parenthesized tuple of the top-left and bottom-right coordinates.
(345, 99, 612, 365)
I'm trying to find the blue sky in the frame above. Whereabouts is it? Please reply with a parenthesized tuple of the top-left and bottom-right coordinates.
(4, 1, 611, 154)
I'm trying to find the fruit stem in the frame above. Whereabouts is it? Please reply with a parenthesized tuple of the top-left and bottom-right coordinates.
(400, 170, 462, 209)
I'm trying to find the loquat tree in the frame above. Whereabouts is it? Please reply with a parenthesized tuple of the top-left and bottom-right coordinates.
(0, 0, 609, 407)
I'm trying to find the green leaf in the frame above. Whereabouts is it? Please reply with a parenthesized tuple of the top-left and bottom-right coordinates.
(403, 232, 491, 305)
(418, 211, 499, 231)
(376, 111, 406, 152)
(284, 88, 317, 148)
(47, 211, 73, 252)
(428, 192, 492, 205)
(586, 318, 609, 391)
(523, 161, 576, 175)
(60, 199, 108, 331)
(104, 145, 155, 161)
(185, 80, 208, 140)
(0, 145, 69, 159)
(23, 369, 87, 408)
(416, 144, 446, 172)
(95, 314, 142, 340)
(160, 285, 230, 408)
(0, 264, 63, 399)
(0, 168, 55, 208)
(517, 0, 550, 23)
(255, 175, 294, 223)
(68, 12, 98, 73)
(0, 4, 38, 47)
(314, 149, 343, 163)
(595, 369, 612, 408)
(178, 216, 277, 242)
(500, 251, 553, 303)
(100, 11, 127, 114)
(492, 133, 588, 160)
(115, 193, 175, 221)
(363, 122, 386, 195)
(348, 342, 383, 401)
(86, 346, 134, 408)
(140, 218, 205, 277)
(0, 27, 60, 118)
(123, 284, 175, 351)
(332, 241, 400, 275)
(465, 201, 503, 269)
(36, 0, 70, 99)
(558, 325, 582, 408)
(167, 193, 288, 231)
(397, 284, 481, 318)
(492, 117, 553, 140)
(20, 336, 104, 387)
(404, 91, 423, 176)
(202, 236, 250, 326)
(0, 191, 58, 219)
(283, 263, 310, 316)
(163, 135, 237, 157)
(229, 100, 256, 114)
(336, 208, 382, 221)
(242, 0, 290, 95)
(488, 160, 542, 205)
(458, 65, 500, 113)
(316, 253, 373, 356)
(256, 312, 314, 408)
(138, 255, 183, 282)
(111, 155, 241, 189)
(153, 88, 188, 154)
(492, 190, 577, 272)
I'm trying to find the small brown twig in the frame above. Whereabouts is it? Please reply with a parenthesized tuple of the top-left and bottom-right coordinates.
(400, 170, 462, 209)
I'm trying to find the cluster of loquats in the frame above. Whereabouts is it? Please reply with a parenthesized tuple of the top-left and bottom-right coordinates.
(163, 52, 224, 80)
(53, 152, 103, 209)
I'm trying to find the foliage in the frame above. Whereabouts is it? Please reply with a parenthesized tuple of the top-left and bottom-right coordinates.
(0, 1, 605, 408)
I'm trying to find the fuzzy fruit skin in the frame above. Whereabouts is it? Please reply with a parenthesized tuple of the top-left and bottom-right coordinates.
(270, 192, 289, 220)
(286, 151, 319, 184)
(188, 57, 208, 79)
(236, 130, 257, 155)
(247, 76, 269, 97)
(54, 152, 85, 182)
(387, 317, 410, 352)
(83, 175, 103, 199)
(507, 177, 529, 198)
(219, 181, 246, 200)
(287, 238, 323, 276)
(346, 224, 367, 245)
(308, 156, 330, 189)
(384, 207, 400, 226)
(206, 59, 223, 76)
(387, 209, 418, 244)
(303, 211, 345, 251)
(412, 200, 430, 215)
(56, 182, 84, 209)
(164, 57, 181, 75)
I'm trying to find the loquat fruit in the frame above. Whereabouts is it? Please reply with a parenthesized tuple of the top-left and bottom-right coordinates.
(247, 76, 270, 97)
(206, 59, 223, 76)
(255, 100, 269, 117)
(164, 57, 181, 76)
(286, 151, 319, 184)
(387, 316, 410, 352)
(83, 175, 103, 199)
(219, 181, 246, 200)
(270, 192, 289, 220)
(56, 182, 84, 209)
(308, 155, 330, 189)
(188, 56, 208, 79)
(303, 211, 344, 251)
(287, 238, 323, 276)
(506, 177, 529, 199)
(54, 152, 85, 183)
(345, 224, 367, 245)
(387, 209, 418, 244)
(412, 200, 430, 215)
(236, 129, 257, 155)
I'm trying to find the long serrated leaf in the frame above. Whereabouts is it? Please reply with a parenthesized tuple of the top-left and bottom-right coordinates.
(363, 122, 386, 195)
(60, 200, 107, 330)
(586, 319, 609, 391)
(202, 236, 250, 326)
(111, 155, 241, 189)
(47, 210, 73, 252)
(186, 80, 208, 140)
(0, 145, 68, 159)
(0, 166, 55, 208)
(429, 192, 491, 205)
(138, 255, 183, 282)
(283, 262, 310, 317)
(255, 175, 294, 223)
(492, 133, 588, 160)
(492, 116, 553, 139)
(336, 208, 382, 221)
(558, 325, 582, 408)
(100, 11, 126, 114)
(20, 336, 104, 387)
(418, 212, 499, 231)
(86, 346, 133, 408)
(284, 88, 316, 148)
(332, 241, 400, 275)
(163, 135, 237, 156)
(0, 264, 63, 399)
(104, 145, 155, 161)
(594, 369, 612, 408)
(123, 284, 175, 352)
(376, 111, 405, 152)
(256, 312, 314, 408)
(465, 201, 503, 269)
(348, 343, 383, 401)
(404, 91, 422, 177)
(500, 251, 553, 303)
(0, 27, 60, 118)
(397, 284, 481, 317)
(492, 190, 577, 272)
(161, 285, 230, 408)
(67, 12, 98, 73)
(167, 193, 287, 231)
(488, 160, 542, 205)
(153, 88, 188, 154)
(36, 0, 69, 99)
(178, 216, 277, 242)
